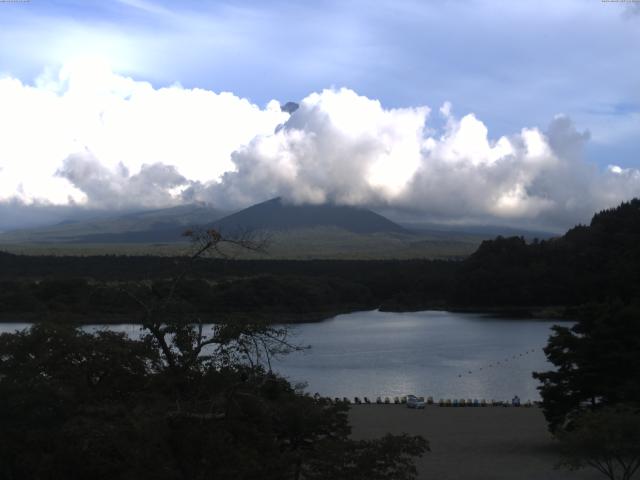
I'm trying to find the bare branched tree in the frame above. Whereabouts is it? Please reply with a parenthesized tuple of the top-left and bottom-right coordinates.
(121, 228, 304, 374)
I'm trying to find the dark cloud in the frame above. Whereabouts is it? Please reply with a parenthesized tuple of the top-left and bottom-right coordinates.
(0, 198, 119, 232)
(624, 3, 640, 17)
(56, 151, 190, 209)
(280, 102, 299, 114)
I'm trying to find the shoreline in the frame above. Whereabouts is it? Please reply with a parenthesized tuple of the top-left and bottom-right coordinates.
(380, 304, 575, 320)
(0, 305, 575, 325)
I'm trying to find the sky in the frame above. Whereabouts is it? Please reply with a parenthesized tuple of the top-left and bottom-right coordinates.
(0, 0, 639, 231)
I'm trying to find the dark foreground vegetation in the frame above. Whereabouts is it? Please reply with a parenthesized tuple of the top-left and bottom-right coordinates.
(0, 323, 427, 480)
(0, 231, 428, 480)
(532, 300, 640, 480)
(2, 199, 640, 321)
(1, 200, 640, 479)
(526, 201, 640, 479)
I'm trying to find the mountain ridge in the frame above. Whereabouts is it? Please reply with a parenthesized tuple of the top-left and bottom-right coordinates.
(0, 203, 227, 244)
(211, 197, 408, 235)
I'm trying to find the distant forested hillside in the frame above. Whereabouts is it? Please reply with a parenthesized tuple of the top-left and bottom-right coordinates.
(0, 254, 457, 322)
(453, 199, 640, 306)
(1, 199, 639, 321)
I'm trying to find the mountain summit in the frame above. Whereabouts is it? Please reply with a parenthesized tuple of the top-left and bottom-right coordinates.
(212, 198, 407, 234)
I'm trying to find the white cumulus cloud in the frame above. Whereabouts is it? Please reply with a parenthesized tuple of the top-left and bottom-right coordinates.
(1, 62, 639, 231)
(195, 90, 640, 229)
(0, 58, 287, 206)
(202, 88, 429, 207)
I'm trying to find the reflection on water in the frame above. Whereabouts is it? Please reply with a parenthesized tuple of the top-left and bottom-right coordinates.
(273, 310, 561, 401)
(0, 310, 562, 401)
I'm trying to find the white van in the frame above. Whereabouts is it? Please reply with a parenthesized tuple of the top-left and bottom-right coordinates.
(406, 395, 426, 409)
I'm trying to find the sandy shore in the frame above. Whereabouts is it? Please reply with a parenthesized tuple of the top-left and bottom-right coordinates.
(349, 405, 601, 480)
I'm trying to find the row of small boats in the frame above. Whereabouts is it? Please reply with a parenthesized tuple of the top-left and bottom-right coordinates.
(318, 395, 537, 407)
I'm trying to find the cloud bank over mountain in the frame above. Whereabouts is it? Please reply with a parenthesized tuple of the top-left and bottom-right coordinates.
(1, 63, 639, 231)
(0, 59, 286, 207)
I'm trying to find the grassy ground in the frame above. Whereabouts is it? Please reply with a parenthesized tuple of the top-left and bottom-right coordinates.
(0, 227, 483, 259)
(349, 405, 601, 480)
(0, 242, 193, 257)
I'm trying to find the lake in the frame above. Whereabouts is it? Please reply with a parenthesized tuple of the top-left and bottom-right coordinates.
(276, 310, 561, 401)
(0, 310, 562, 401)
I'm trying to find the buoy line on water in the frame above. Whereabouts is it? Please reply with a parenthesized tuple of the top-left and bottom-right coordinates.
(456, 348, 540, 378)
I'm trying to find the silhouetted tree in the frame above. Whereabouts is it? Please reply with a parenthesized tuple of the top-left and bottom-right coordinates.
(533, 302, 640, 432)
(556, 406, 640, 480)
(0, 229, 428, 479)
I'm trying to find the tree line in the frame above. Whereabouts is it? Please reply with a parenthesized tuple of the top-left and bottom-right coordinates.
(0, 230, 429, 480)
(527, 201, 640, 479)
(3, 201, 640, 319)
(2, 200, 640, 478)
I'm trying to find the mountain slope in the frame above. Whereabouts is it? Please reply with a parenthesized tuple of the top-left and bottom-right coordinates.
(211, 198, 407, 234)
(0, 204, 227, 244)
(0, 198, 492, 258)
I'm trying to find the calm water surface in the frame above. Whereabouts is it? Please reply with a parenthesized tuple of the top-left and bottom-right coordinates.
(0, 310, 562, 401)
(275, 310, 561, 401)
